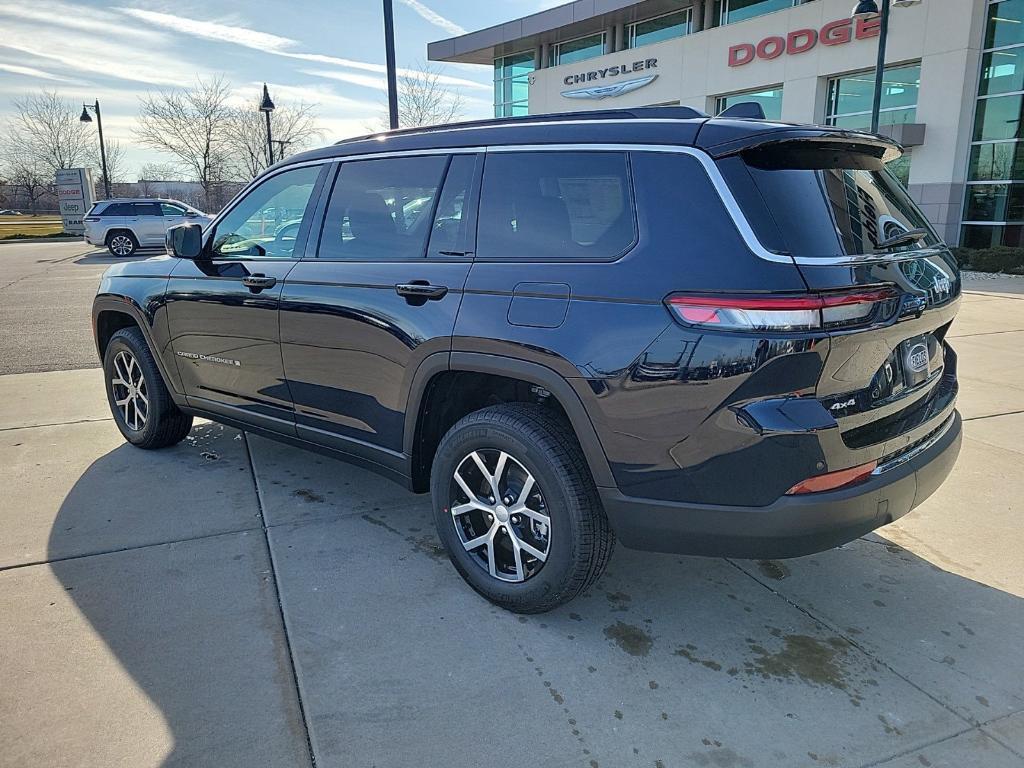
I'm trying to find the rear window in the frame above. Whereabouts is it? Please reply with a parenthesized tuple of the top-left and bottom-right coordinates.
(721, 142, 940, 258)
(477, 151, 636, 261)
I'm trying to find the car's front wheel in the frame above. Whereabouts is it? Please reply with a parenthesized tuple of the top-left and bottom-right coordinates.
(107, 230, 138, 257)
(103, 327, 193, 449)
(431, 403, 614, 613)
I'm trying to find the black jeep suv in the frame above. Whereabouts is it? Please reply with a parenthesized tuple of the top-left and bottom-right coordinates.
(93, 107, 961, 612)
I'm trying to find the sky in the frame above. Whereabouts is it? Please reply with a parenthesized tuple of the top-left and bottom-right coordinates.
(0, 0, 561, 179)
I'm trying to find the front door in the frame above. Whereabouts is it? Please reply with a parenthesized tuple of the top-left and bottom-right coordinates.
(280, 153, 479, 463)
(128, 201, 167, 246)
(165, 163, 327, 432)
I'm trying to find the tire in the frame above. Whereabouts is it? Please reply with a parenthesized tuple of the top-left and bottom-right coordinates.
(107, 230, 138, 257)
(431, 403, 614, 613)
(103, 326, 193, 449)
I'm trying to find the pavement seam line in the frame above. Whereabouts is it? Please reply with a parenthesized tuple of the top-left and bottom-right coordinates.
(243, 431, 318, 768)
(0, 416, 113, 432)
(978, 709, 1024, 760)
(962, 408, 1024, 423)
(0, 526, 263, 573)
(853, 725, 989, 768)
(723, 557, 981, 731)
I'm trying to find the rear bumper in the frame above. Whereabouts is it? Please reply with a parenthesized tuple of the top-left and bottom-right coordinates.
(599, 410, 961, 559)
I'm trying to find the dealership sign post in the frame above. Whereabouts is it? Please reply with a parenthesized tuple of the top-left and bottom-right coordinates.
(55, 168, 95, 235)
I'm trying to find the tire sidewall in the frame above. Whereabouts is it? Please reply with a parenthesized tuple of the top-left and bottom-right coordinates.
(431, 417, 583, 610)
(107, 231, 137, 257)
(103, 332, 162, 445)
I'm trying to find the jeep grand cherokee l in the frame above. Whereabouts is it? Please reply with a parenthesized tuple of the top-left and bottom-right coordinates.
(92, 107, 961, 613)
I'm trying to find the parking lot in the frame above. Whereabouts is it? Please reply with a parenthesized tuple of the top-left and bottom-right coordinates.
(1, 240, 1022, 768)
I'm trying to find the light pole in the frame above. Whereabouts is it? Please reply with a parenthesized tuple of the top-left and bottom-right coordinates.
(383, 0, 399, 129)
(852, 0, 921, 134)
(259, 83, 276, 167)
(79, 100, 111, 199)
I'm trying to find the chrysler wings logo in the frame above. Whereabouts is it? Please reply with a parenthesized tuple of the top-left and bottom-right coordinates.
(561, 74, 658, 100)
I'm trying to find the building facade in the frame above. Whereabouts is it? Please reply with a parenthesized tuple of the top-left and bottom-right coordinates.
(428, 0, 1023, 248)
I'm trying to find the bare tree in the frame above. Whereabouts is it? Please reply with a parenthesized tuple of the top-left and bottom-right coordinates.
(378, 62, 465, 129)
(135, 76, 235, 209)
(226, 100, 321, 179)
(94, 137, 127, 194)
(0, 91, 95, 213)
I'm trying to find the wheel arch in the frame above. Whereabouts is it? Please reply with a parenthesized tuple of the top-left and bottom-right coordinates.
(404, 352, 614, 493)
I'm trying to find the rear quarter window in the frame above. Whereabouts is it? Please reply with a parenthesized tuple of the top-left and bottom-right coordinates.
(476, 151, 636, 261)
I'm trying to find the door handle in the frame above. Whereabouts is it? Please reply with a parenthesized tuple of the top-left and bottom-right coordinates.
(242, 274, 277, 293)
(395, 282, 448, 301)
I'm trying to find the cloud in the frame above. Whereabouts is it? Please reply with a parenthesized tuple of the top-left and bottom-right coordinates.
(0, 62, 79, 83)
(301, 70, 388, 92)
(281, 53, 488, 91)
(115, 8, 297, 52)
(397, 0, 466, 36)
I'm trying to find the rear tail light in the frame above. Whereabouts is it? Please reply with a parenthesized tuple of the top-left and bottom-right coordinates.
(785, 460, 877, 495)
(666, 288, 899, 332)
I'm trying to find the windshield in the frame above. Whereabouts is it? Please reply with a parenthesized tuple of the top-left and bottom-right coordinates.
(720, 142, 941, 259)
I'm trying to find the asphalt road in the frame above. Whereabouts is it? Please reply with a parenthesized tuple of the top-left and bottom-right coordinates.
(1, 244, 1023, 767)
(0, 240, 159, 375)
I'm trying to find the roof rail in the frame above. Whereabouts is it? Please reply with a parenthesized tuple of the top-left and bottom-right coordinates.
(334, 105, 709, 145)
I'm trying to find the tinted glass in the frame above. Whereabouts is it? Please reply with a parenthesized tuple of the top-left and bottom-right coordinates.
(320, 155, 448, 260)
(979, 49, 1024, 96)
(427, 155, 476, 258)
(102, 203, 132, 216)
(552, 34, 604, 65)
(961, 223, 1024, 248)
(477, 152, 635, 261)
(974, 93, 1024, 141)
(717, 88, 783, 120)
(985, 0, 1024, 49)
(724, 0, 792, 25)
(211, 165, 320, 259)
(969, 141, 1024, 181)
(160, 202, 186, 216)
(964, 183, 1024, 222)
(730, 145, 938, 257)
(133, 202, 162, 217)
(827, 64, 920, 118)
(630, 10, 690, 46)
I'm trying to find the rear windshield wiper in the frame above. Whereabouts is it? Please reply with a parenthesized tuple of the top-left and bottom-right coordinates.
(874, 227, 929, 252)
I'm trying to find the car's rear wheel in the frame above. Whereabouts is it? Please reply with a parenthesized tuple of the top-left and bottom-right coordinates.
(103, 327, 192, 449)
(107, 230, 138, 257)
(431, 403, 614, 613)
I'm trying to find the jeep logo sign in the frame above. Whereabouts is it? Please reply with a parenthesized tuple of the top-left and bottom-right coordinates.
(728, 17, 880, 67)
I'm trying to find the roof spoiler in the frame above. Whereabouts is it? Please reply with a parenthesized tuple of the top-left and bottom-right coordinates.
(699, 126, 904, 164)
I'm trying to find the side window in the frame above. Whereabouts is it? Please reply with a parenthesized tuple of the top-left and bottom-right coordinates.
(211, 165, 321, 259)
(134, 202, 162, 217)
(102, 203, 131, 216)
(319, 155, 448, 260)
(427, 154, 477, 258)
(160, 203, 186, 216)
(477, 151, 636, 260)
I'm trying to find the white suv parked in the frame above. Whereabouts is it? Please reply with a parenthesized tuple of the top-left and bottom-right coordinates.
(84, 198, 211, 257)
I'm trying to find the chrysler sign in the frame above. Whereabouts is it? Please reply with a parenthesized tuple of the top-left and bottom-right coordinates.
(728, 16, 880, 67)
(561, 58, 658, 99)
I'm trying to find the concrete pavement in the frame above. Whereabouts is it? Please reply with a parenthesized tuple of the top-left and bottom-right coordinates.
(1, 279, 1022, 767)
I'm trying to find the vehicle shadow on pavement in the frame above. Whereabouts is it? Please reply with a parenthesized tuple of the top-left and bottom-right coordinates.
(73, 251, 161, 266)
(45, 428, 1024, 768)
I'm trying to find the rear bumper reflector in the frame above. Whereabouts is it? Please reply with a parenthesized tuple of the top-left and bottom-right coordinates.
(785, 460, 877, 495)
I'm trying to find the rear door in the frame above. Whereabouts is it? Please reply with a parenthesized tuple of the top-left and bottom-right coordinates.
(128, 202, 166, 246)
(717, 140, 960, 455)
(279, 152, 479, 462)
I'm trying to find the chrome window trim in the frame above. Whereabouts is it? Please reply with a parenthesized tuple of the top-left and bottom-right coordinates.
(214, 141, 948, 267)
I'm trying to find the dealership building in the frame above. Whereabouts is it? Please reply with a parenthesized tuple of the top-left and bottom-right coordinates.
(429, 0, 1024, 248)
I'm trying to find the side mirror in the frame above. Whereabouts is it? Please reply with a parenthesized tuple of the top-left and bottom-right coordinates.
(166, 223, 204, 259)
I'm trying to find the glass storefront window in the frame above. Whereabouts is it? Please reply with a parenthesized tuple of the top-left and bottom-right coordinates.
(961, 223, 1024, 248)
(826, 64, 921, 124)
(979, 48, 1024, 96)
(550, 33, 605, 66)
(716, 87, 784, 120)
(493, 51, 533, 119)
(985, 0, 1024, 50)
(721, 0, 798, 25)
(974, 93, 1024, 141)
(969, 141, 1024, 181)
(628, 9, 691, 47)
(964, 183, 1024, 222)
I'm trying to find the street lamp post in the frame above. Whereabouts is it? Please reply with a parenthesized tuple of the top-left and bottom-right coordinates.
(383, 0, 399, 129)
(852, 0, 921, 134)
(259, 83, 276, 167)
(79, 100, 111, 199)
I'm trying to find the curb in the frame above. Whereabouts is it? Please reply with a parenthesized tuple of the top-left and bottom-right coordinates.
(0, 237, 86, 245)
